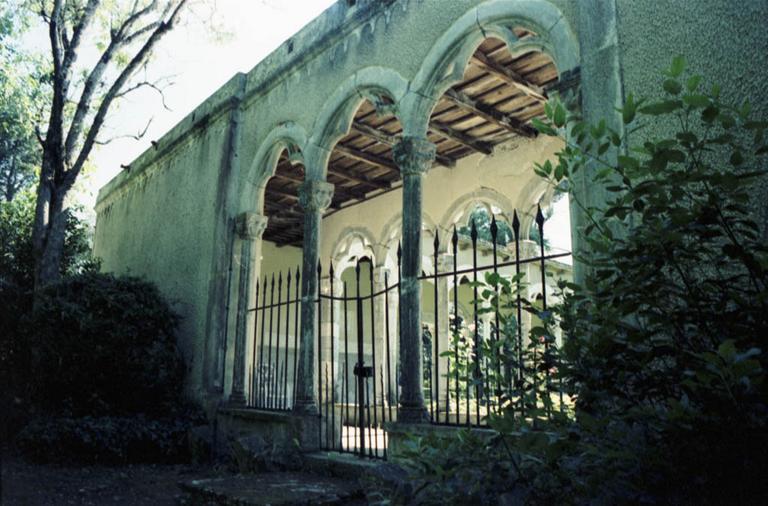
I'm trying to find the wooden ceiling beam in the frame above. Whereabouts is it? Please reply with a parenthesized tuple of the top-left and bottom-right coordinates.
(350, 121, 457, 168)
(334, 144, 398, 172)
(428, 120, 494, 155)
(443, 89, 537, 138)
(327, 163, 390, 191)
(470, 52, 546, 102)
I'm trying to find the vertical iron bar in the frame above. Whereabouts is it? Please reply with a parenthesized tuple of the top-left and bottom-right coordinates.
(317, 262, 323, 448)
(451, 227, 460, 426)
(292, 267, 301, 407)
(273, 273, 283, 410)
(325, 363, 330, 449)
(368, 263, 379, 446)
(282, 270, 292, 410)
(266, 274, 276, 409)
(249, 280, 260, 407)
(380, 366, 387, 460)
(366, 375, 372, 458)
(343, 281, 350, 453)
(396, 242, 402, 408)
(355, 261, 366, 458)
(384, 273, 393, 424)
(433, 230, 440, 423)
(512, 211, 524, 418)
(257, 276, 268, 408)
(536, 204, 550, 419)
(329, 263, 336, 450)
(470, 219, 480, 426)
(491, 216, 501, 414)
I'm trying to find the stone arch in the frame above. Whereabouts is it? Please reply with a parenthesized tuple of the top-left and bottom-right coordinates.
(242, 121, 308, 212)
(378, 211, 439, 275)
(305, 67, 409, 180)
(517, 176, 558, 240)
(330, 226, 379, 278)
(438, 188, 518, 238)
(410, 0, 579, 109)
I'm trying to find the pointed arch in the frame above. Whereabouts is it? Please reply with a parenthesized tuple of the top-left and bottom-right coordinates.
(411, 0, 578, 105)
(305, 67, 409, 179)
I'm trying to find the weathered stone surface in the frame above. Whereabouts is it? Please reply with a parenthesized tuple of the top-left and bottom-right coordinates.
(230, 434, 303, 473)
(178, 473, 364, 506)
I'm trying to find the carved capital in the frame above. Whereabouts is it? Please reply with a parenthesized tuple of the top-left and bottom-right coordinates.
(298, 180, 334, 213)
(393, 136, 436, 176)
(236, 212, 268, 240)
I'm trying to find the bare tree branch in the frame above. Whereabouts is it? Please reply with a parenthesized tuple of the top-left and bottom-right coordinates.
(61, 0, 101, 75)
(63, 0, 165, 165)
(114, 75, 175, 111)
(94, 117, 153, 145)
(66, 0, 189, 188)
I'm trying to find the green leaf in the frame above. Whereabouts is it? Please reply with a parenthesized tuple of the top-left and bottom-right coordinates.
(663, 79, 682, 95)
(686, 75, 702, 92)
(730, 150, 744, 166)
(553, 101, 567, 128)
(532, 117, 557, 136)
(640, 100, 681, 115)
(669, 55, 686, 77)
(683, 94, 709, 108)
(622, 93, 636, 124)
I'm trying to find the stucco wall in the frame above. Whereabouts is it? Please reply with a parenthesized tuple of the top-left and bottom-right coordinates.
(93, 105, 234, 400)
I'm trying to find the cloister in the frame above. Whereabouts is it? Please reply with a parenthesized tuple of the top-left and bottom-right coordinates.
(93, 0, 766, 456)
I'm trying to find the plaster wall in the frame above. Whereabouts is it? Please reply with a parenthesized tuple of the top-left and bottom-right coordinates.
(93, 105, 235, 401)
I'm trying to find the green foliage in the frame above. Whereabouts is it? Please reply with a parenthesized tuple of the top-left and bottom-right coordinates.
(24, 272, 185, 416)
(0, 2, 48, 201)
(1, 191, 98, 435)
(540, 55, 768, 505)
(16, 409, 204, 464)
(406, 56, 768, 505)
(0, 190, 96, 289)
(457, 205, 515, 246)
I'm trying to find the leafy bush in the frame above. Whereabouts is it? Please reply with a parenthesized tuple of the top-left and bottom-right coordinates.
(1, 191, 98, 436)
(25, 272, 185, 417)
(16, 409, 205, 464)
(403, 57, 768, 505)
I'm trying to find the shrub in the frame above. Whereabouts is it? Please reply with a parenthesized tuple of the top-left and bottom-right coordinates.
(16, 408, 205, 464)
(403, 57, 768, 505)
(25, 272, 185, 417)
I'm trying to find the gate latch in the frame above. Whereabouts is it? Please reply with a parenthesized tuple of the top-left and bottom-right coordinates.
(353, 363, 373, 378)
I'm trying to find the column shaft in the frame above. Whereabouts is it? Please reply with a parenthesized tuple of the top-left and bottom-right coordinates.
(228, 212, 268, 406)
(393, 137, 435, 423)
(294, 180, 334, 414)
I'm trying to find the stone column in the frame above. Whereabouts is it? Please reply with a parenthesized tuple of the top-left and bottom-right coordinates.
(293, 179, 334, 414)
(393, 136, 435, 423)
(228, 212, 268, 406)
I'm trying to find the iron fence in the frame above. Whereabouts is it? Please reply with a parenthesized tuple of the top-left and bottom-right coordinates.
(240, 204, 572, 459)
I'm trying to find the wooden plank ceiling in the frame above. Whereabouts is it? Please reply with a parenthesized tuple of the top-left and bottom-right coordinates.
(263, 32, 559, 246)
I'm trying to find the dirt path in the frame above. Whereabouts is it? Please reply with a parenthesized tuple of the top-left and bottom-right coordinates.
(1, 455, 220, 505)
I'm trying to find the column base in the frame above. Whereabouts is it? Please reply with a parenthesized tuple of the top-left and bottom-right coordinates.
(227, 391, 247, 407)
(397, 404, 430, 424)
(292, 398, 318, 416)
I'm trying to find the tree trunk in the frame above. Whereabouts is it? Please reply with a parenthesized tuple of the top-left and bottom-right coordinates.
(32, 153, 68, 290)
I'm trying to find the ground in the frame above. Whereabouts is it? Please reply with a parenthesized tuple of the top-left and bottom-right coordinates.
(1, 453, 369, 505)
(0, 455, 216, 505)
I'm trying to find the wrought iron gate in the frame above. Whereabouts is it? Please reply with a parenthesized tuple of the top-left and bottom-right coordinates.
(242, 204, 572, 460)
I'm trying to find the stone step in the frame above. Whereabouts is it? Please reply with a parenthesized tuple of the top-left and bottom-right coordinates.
(303, 451, 383, 479)
(177, 472, 366, 505)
